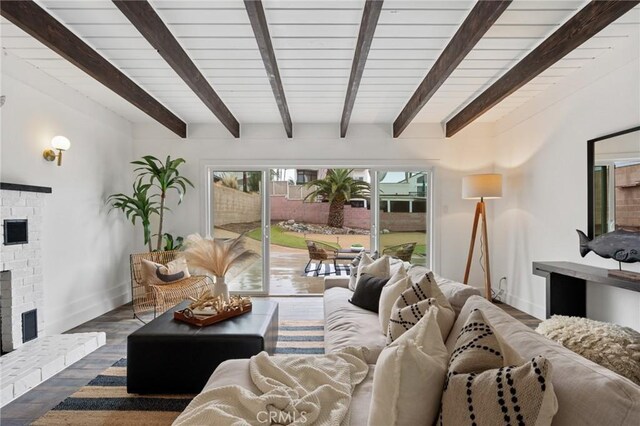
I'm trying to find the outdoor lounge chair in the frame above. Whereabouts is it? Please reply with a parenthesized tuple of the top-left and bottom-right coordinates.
(304, 240, 340, 274)
(382, 242, 417, 262)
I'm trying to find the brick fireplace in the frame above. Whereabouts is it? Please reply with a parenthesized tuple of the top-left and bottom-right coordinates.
(0, 182, 51, 353)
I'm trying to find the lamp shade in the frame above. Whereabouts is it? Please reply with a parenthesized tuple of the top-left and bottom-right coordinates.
(462, 174, 502, 199)
(51, 135, 71, 151)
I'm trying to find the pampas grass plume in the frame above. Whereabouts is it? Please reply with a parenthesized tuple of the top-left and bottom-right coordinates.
(180, 233, 259, 277)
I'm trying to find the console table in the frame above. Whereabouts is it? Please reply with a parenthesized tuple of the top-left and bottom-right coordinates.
(533, 261, 640, 318)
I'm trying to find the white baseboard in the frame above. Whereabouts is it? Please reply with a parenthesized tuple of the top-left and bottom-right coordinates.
(45, 280, 131, 334)
(502, 291, 545, 320)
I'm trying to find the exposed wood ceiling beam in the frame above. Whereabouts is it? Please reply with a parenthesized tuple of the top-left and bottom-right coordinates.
(113, 0, 239, 138)
(244, 0, 292, 138)
(446, 0, 640, 137)
(393, 0, 511, 138)
(0, 0, 186, 138)
(341, 0, 384, 138)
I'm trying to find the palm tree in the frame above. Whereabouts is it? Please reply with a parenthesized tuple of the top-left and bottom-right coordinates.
(304, 169, 370, 228)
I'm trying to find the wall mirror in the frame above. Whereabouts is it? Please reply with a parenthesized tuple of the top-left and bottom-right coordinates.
(588, 126, 640, 238)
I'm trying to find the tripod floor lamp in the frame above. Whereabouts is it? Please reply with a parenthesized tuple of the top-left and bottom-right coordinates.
(462, 174, 502, 300)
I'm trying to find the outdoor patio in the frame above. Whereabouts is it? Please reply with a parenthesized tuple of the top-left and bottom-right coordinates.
(216, 227, 427, 295)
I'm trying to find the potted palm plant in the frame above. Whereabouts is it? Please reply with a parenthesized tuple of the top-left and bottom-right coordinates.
(108, 155, 193, 251)
(107, 179, 159, 252)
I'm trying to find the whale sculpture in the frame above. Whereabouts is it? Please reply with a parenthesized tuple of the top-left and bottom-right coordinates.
(577, 229, 640, 263)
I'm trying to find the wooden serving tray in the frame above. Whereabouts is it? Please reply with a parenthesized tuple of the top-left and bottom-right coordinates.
(174, 303, 252, 327)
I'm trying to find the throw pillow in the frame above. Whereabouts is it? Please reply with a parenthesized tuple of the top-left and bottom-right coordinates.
(441, 309, 558, 426)
(536, 315, 640, 385)
(349, 274, 390, 313)
(440, 356, 558, 426)
(387, 298, 437, 344)
(448, 309, 522, 374)
(394, 272, 456, 340)
(349, 252, 372, 291)
(379, 269, 411, 335)
(369, 308, 449, 426)
(141, 257, 190, 287)
(350, 254, 390, 291)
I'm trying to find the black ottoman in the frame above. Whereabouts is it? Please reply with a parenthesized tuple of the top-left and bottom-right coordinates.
(127, 299, 278, 394)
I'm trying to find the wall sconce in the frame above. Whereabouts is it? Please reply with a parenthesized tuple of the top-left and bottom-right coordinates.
(43, 136, 71, 166)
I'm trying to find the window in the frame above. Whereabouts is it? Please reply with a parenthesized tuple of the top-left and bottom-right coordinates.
(296, 169, 317, 184)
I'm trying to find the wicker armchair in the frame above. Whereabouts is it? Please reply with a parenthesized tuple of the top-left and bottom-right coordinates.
(130, 250, 213, 320)
(382, 242, 417, 262)
(304, 240, 339, 274)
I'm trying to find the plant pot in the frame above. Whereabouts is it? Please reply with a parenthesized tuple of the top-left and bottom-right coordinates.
(213, 275, 230, 302)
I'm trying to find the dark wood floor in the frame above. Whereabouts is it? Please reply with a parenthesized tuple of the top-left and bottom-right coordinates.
(0, 297, 538, 425)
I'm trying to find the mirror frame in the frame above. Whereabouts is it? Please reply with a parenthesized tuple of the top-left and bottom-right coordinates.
(587, 125, 640, 239)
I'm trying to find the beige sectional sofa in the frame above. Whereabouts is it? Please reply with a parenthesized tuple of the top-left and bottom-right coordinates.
(191, 263, 640, 425)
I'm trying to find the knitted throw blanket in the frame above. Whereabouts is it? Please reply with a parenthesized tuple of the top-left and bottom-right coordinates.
(173, 347, 369, 426)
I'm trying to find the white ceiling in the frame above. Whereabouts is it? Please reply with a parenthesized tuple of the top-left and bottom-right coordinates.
(1, 0, 639, 130)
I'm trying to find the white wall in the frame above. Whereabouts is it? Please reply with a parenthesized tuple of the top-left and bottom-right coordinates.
(491, 34, 640, 329)
(1, 54, 135, 334)
(132, 121, 497, 285)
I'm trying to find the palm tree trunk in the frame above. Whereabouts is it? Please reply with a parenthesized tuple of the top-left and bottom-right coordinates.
(328, 199, 345, 228)
(157, 192, 165, 251)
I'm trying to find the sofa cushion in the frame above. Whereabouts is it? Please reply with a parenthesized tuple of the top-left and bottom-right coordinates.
(325, 287, 387, 362)
(369, 308, 448, 426)
(349, 274, 390, 313)
(449, 296, 640, 426)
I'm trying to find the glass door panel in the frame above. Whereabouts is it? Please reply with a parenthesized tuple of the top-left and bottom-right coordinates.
(210, 170, 266, 294)
(377, 170, 430, 267)
(268, 168, 372, 294)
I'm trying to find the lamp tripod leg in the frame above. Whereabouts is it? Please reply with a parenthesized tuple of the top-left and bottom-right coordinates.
(464, 202, 482, 284)
(480, 202, 492, 300)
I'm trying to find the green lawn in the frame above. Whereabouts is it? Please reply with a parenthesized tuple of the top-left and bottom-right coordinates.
(247, 225, 341, 250)
(247, 225, 424, 256)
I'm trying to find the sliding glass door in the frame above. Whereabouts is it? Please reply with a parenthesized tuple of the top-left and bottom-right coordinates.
(206, 166, 432, 295)
(209, 169, 267, 294)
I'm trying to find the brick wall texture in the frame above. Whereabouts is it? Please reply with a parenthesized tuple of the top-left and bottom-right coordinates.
(615, 164, 640, 231)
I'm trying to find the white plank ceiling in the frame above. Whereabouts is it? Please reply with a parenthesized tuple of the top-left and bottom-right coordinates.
(1, 0, 639, 129)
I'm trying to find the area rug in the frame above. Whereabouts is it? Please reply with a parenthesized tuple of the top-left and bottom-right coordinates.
(304, 263, 351, 277)
(34, 320, 325, 425)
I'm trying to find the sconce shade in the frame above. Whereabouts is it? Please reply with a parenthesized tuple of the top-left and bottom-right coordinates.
(462, 174, 502, 199)
(51, 136, 71, 151)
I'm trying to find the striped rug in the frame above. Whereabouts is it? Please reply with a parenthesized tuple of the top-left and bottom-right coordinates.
(34, 320, 324, 425)
(304, 263, 351, 277)
(276, 319, 324, 355)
